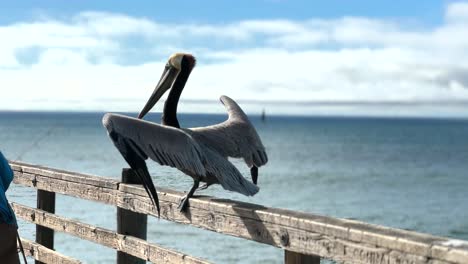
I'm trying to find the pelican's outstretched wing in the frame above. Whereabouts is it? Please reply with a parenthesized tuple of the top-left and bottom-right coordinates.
(102, 113, 207, 214)
(188, 95, 268, 168)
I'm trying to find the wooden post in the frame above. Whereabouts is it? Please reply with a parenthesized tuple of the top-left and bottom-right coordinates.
(285, 250, 320, 264)
(117, 168, 148, 264)
(36, 190, 55, 264)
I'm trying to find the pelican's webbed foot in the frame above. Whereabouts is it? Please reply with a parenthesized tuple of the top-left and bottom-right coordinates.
(177, 180, 200, 212)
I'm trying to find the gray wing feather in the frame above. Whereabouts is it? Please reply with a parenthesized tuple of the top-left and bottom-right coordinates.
(188, 95, 268, 168)
(202, 147, 259, 196)
(103, 113, 206, 176)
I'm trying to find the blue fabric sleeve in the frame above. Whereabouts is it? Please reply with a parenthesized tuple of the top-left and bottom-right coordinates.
(0, 151, 17, 226)
(0, 151, 14, 190)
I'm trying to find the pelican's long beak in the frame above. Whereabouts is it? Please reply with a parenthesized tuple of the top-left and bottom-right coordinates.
(138, 66, 179, 119)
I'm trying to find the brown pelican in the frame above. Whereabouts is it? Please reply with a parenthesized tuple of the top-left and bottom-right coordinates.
(102, 53, 268, 215)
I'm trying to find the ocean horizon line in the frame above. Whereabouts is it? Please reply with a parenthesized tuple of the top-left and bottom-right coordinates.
(1, 109, 468, 121)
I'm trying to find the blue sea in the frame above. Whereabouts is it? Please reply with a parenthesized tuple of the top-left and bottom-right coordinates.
(1, 111, 468, 263)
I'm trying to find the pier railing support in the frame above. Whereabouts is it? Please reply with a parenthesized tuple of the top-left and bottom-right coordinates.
(117, 168, 148, 264)
(285, 250, 321, 264)
(36, 189, 55, 264)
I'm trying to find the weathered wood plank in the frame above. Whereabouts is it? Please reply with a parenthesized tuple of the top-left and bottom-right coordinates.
(14, 172, 118, 206)
(10, 161, 468, 264)
(12, 203, 209, 264)
(20, 238, 81, 264)
(10, 161, 119, 189)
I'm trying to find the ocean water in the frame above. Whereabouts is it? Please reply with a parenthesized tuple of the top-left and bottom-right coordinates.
(1, 111, 468, 263)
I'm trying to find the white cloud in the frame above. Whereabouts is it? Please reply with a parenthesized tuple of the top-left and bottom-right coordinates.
(1, 2, 468, 116)
(446, 1, 468, 23)
(76, 12, 163, 37)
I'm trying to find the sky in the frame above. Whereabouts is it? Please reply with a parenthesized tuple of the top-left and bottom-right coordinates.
(1, 1, 468, 116)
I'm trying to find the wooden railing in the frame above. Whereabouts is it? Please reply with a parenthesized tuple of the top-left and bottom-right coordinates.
(9, 161, 468, 264)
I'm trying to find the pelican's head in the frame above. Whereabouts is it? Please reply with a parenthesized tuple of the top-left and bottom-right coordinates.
(168, 52, 196, 71)
(138, 53, 196, 119)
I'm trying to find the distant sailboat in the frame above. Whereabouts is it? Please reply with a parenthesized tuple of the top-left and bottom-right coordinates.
(261, 108, 266, 122)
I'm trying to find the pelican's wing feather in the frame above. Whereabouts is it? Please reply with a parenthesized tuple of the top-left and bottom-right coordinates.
(188, 95, 268, 168)
(202, 147, 259, 196)
(103, 113, 206, 176)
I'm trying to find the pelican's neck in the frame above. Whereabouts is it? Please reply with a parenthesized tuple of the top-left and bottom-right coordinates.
(162, 66, 191, 128)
